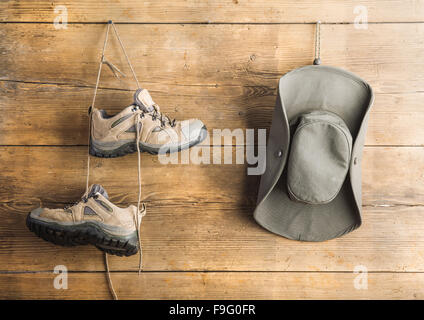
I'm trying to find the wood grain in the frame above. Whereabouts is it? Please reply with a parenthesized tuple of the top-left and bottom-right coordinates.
(1, 146, 423, 207)
(1, 1, 423, 23)
(0, 146, 257, 207)
(2, 203, 424, 273)
(1, 24, 423, 93)
(1, 81, 423, 146)
(2, 3, 424, 300)
(1, 272, 423, 299)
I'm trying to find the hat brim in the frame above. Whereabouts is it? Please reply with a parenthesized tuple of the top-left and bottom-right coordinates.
(254, 65, 374, 241)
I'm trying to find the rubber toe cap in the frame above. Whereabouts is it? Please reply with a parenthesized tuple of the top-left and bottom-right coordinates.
(184, 119, 206, 141)
(30, 207, 43, 219)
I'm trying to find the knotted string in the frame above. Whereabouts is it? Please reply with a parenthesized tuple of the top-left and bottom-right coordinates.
(111, 22, 141, 89)
(87, 20, 144, 300)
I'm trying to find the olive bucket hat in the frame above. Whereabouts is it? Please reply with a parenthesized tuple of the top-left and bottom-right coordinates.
(253, 65, 374, 241)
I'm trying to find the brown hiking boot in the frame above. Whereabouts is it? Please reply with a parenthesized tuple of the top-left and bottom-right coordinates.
(89, 88, 207, 157)
(26, 184, 145, 257)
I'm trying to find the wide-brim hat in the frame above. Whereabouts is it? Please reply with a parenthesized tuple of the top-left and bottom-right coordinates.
(254, 65, 374, 241)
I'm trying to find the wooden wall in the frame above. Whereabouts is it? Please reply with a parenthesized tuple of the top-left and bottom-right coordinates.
(0, 1, 423, 299)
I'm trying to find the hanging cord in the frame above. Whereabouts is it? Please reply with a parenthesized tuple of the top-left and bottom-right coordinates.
(87, 20, 145, 300)
(86, 22, 111, 193)
(104, 252, 118, 300)
(104, 114, 146, 300)
(135, 113, 146, 273)
(111, 21, 141, 89)
(313, 21, 321, 65)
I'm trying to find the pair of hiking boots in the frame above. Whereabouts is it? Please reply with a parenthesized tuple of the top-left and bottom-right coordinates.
(27, 88, 207, 256)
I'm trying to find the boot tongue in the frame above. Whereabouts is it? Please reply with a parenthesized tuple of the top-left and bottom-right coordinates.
(86, 184, 109, 199)
(134, 88, 155, 112)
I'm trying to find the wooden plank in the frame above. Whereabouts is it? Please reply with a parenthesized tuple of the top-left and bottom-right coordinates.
(1, 81, 423, 146)
(0, 81, 274, 146)
(1, 24, 423, 93)
(367, 92, 424, 146)
(2, 2, 423, 302)
(1, 272, 423, 299)
(1, 146, 423, 272)
(2, 199, 424, 272)
(0, 146, 255, 207)
(0, 146, 423, 207)
(1, 1, 423, 23)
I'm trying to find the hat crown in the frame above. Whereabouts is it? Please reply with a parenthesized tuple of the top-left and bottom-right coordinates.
(287, 111, 352, 205)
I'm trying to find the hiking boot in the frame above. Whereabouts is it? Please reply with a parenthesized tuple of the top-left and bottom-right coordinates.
(89, 88, 207, 157)
(26, 184, 145, 257)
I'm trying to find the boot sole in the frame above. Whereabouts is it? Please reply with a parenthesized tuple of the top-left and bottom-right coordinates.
(90, 126, 208, 158)
(26, 213, 139, 257)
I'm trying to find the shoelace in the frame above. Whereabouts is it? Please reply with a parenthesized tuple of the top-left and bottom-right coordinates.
(133, 104, 176, 128)
(86, 20, 145, 300)
(105, 200, 145, 300)
(103, 112, 146, 300)
(151, 105, 176, 127)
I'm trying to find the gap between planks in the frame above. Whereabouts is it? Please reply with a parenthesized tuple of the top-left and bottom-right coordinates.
(2, 270, 424, 274)
(1, 21, 424, 25)
(1, 79, 424, 95)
